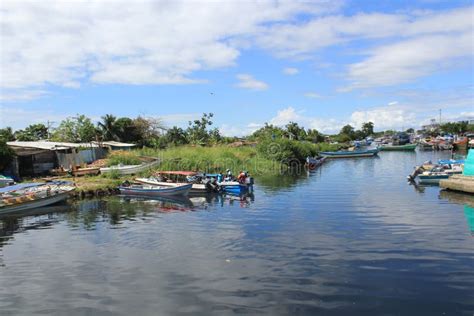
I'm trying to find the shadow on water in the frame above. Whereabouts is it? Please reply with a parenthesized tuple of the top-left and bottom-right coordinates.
(439, 190, 474, 235)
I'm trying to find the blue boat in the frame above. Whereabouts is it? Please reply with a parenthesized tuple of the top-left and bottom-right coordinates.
(320, 148, 379, 158)
(438, 159, 465, 165)
(205, 173, 253, 194)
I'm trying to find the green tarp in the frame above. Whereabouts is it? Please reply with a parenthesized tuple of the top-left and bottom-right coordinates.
(463, 149, 474, 176)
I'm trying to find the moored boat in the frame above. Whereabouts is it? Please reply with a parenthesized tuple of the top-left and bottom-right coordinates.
(305, 156, 326, 171)
(320, 148, 379, 158)
(100, 158, 160, 175)
(379, 144, 417, 151)
(0, 175, 14, 188)
(136, 171, 219, 194)
(0, 181, 75, 215)
(119, 182, 192, 197)
(71, 167, 100, 176)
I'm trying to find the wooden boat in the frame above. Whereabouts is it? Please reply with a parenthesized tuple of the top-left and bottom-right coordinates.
(320, 148, 379, 158)
(118, 182, 192, 197)
(379, 144, 417, 151)
(100, 159, 160, 175)
(71, 167, 100, 176)
(0, 181, 75, 215)
(305, 156, 326, 171)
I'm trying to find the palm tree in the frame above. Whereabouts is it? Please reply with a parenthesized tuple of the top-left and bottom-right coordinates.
(98, 114, 118, 141)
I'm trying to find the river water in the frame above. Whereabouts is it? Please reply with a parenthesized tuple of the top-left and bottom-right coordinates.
(0, 151, 473, 315)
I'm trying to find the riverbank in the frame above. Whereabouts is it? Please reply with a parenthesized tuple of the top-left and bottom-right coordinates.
(22, 142, 340, 198)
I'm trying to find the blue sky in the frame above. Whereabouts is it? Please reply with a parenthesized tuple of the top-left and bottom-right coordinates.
(0, 0, 473, 135)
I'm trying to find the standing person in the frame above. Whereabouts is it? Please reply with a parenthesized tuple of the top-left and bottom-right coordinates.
(225, 169, 233, 181)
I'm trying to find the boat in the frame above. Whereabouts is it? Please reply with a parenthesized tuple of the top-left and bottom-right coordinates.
(0, 175, 14, 188)
(379, 144, 417, 151)
(408, 164, 463, 185)
(204, 173, 254, 194)
(100, 158, 160, 175)
(305, 156, 326, 171)
(320, 148, 379, 158)
(0, 181, 75, 215)
(136, 171, 219, 194)
(438, 159, 465, 165)
(118, 182, 192, 197)
(71, 166, 100, 176)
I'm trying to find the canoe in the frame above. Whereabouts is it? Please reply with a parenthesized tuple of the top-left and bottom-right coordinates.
(306, 156, 326, 171)
(0, 181, 75, 215)
(100, 159, 160, 175)
(118, 183, 192, 197)
(320, 149, 379, 158)
(379, 144, 417, 151)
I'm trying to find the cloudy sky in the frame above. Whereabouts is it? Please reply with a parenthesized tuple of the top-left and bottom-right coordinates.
(0, 0, 473, 135)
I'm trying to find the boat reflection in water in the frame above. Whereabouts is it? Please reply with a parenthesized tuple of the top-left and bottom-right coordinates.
(119, 192, 255, 212)
(439, 190, 474, 235)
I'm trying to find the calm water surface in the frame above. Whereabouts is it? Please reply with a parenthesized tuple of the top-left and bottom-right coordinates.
(0, 151, 473, 315)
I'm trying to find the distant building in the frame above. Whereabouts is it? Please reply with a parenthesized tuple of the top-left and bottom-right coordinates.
(421, 119, 440, 133)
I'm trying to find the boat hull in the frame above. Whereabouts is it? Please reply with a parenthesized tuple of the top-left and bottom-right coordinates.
(119, 183, 192, 197)
(134, 178, 214, 193)
(379, 144, 417, 151)
(0, 191, 72, 215)
(320, 149, 379, 158)
(100, 159, 160, 175)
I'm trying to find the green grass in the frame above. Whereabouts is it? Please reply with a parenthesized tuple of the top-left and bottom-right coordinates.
(106, 150, 142, 167)
(139, 142, 340, 176)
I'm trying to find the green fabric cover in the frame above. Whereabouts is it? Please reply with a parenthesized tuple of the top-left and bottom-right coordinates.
(463, 149, 474, 176)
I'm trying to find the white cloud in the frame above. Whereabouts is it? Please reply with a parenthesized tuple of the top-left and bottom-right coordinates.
(0, 1, 337, 99)
(304, 92, 322, 99)
(220, 122, 262, 137)
(282, 67, 299, 75)
(235, 74, 269, 91)
(159, 113, 201, 127)
(0, 89, 49, 101)
(388, 101, 398, 105)
(344, 32, 473, 89)
(0, 107, 70, 130)
(350, 106, 417, 131)
(269, 107, 342, 134)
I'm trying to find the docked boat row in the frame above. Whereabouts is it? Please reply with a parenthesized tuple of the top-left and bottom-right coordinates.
(119, 170, 255, 198)
(408, 159, 464, 185)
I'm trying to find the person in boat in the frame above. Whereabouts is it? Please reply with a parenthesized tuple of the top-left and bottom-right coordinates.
(225, 169, 233, 181)
(237, 171, 246, 183)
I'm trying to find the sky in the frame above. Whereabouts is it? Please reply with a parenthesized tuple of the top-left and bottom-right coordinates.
(0, 0, 473, 136)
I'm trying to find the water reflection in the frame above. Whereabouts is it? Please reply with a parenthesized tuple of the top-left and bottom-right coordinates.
(439, 190, 474, 235)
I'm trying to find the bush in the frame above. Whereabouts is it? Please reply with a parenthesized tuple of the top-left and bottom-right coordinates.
(257, 139, 319, 162)
(0, 140, 15, 171)
(106, 150, 141, 167)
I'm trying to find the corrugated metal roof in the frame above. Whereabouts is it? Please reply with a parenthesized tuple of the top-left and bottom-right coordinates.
(7, 141, 100, 150)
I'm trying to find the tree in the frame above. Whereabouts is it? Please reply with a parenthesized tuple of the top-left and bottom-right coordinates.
(0, 140, 15, 171)
(339, 124, 355, 141)
(361, 122, 374, 137)
(14, 124, 48, 141)
(165, 126, 188, 146)
(285, 121, 307, 140)
(0, 127, 15, 142)
(250, 123, 285, 140)
(306, 128, 324, 143)
(52, 115, 97, 142)
(98, 114, 118, 141)
(405, 128, 414, 134)
(187, 113, 214, 145)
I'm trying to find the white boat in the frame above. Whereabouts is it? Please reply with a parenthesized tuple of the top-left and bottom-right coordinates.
(119, 182, 192, 197)
(100, 159, 160, 175)
(0, 182, 75, 215)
